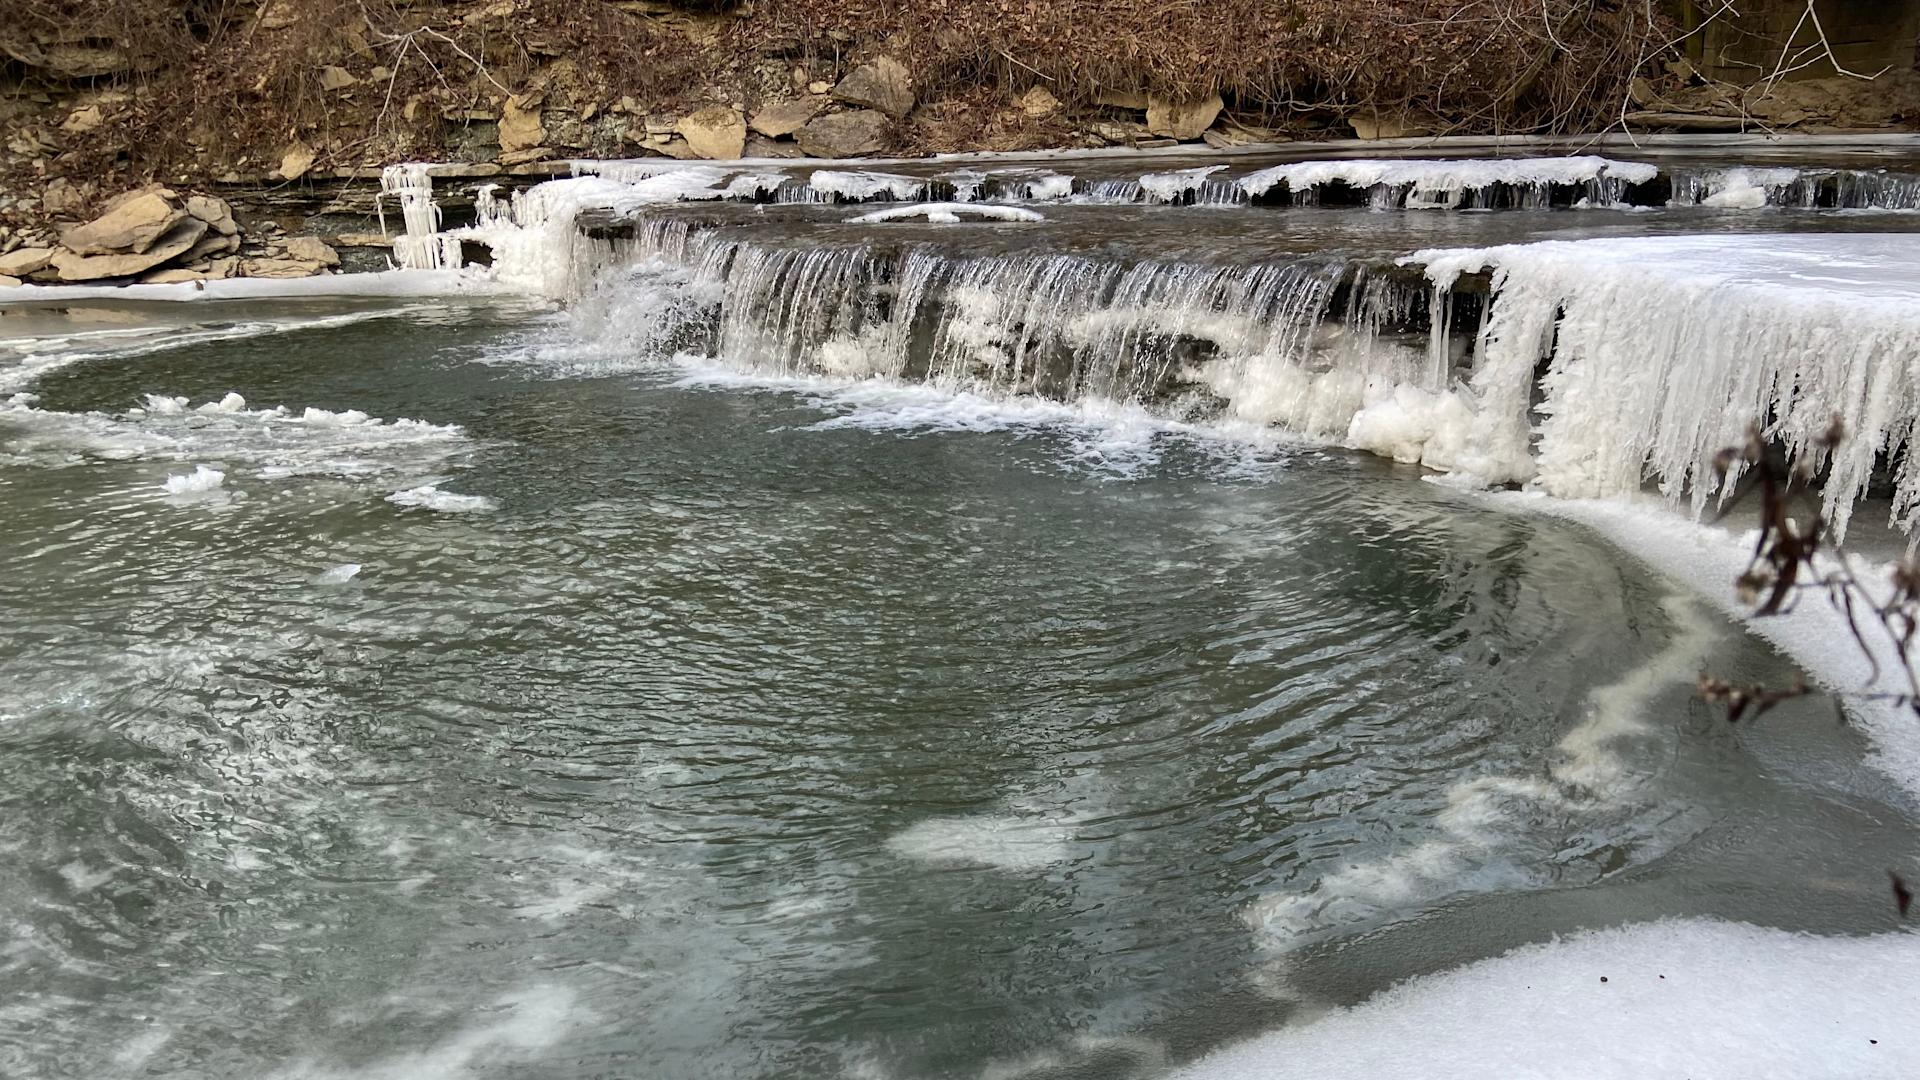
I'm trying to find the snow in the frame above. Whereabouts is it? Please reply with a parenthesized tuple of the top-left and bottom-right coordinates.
(1177, 920, 1920, 1080)
(848, 203, 1044, 224)
(1413, 233, 1920, 541)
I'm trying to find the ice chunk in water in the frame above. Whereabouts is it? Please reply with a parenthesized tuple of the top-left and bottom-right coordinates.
(162, 464, 225, 494)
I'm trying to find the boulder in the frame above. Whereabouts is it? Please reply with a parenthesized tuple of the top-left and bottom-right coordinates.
(796, 110, 890, 158)
(831, 57, 914, 119)
(59, 192, 185, 255)
(281, 236, 340, 267)
(279, 142, 316, 180)
(676, 106, 747, 159)
(750, 96, 825, 139)
(52, 218, 207, 281)
(1145, 93, 1222, 141)
(0, 246, 55, 277)
(499, 95, 545, 153)
(0, 275, 19, 288)
(185, 195, 239, 236)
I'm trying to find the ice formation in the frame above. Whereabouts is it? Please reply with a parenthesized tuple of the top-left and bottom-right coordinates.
(848, 203, 1044, 224)
(380, 163, 465, 271)
(1414, 233, 1920, 540)
(1238, 155, 1658, 208)
(386, 485, 498, 512)
(162, 464, 226, 494)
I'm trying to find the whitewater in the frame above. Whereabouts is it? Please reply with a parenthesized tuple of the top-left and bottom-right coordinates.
(4, 142, 1920, 1080)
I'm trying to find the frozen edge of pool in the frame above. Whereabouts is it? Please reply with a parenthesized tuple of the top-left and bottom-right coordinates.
(1177, 918, 1920, 1080)
(0, 268, 503, 305)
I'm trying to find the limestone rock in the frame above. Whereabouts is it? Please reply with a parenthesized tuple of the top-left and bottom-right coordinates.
(281, 236, 340, 267)
(140, 268, 209, 284)
(1349, 113, 1424, 140)
(796, 110, 890, 158)
(182, 233, 241, 262)
(42, 178, 85, 217)
(0, 275, 19, 288)
(676, 106, 747, 160)
(1016, 86, 1061, 118)
(61, 106, 103, 133)
(807, 80, 830, 95)
(744, 135, 805, 160)
(500, 146, 553, 166)
(279, 142, 316, 180)
(207, 256, 241, 279)
(60, 192, 185, 255)
(185, 195, 239, 236)
(333, 233, 394, 248)
(1146, 93, 1222, 141)
(0, 246, 55, 277)
(320, 66, 356, 91)
(499, 96, 546, 153)
(831, 57, 913, 119)
(750, 96, 825, 139)
(241, 258, 325, 279)
(52, 218, 207, 281)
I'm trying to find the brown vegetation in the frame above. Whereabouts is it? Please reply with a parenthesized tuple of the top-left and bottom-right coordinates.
(0, 0, 1671, 194)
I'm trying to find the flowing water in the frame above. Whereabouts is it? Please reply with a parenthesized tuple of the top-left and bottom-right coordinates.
(6, 147, 1920, 1079)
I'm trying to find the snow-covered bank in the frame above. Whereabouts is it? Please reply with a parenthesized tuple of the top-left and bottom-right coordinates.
(1179, 920, 1920, 1080)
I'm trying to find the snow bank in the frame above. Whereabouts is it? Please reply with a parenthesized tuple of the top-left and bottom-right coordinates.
(1414, 233, 1920, 541)
(1178, 920, 1920, 1080)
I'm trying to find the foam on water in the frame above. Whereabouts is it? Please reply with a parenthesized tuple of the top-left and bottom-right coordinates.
(1245, 593, 1719, 942)
(885, 815, 1076, 872)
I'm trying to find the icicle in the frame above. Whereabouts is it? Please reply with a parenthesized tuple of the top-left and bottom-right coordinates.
(379, 163, 463, 271)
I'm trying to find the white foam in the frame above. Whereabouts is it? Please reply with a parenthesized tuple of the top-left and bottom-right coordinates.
(269, 984, 583, 1080)
(885, 815, 1074, 871)
(313, 563, 362, 585)
(162, 464, 226, 494)
(386, 485, 498, 513)
(1177, 920, 1920, 1080)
